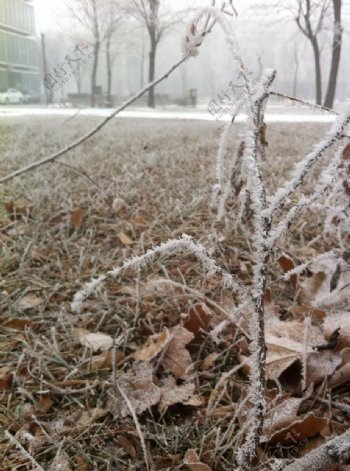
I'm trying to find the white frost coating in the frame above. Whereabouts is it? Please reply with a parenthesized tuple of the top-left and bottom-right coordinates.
(237, 69, 276, 468)
(71, 235, 251, 313)
(210, 183, 222, 211)
(282, 251, 336, 280)
(183, 21, 206, 57)
(283, 429, 350, 471)
(210, 320, 230, 343)
(215, 91, 260, 222)
(268, 145, 345, 250)
(183, 7, 241, 65)
(266, 100, 350, 219)
(216, 121, 233, 187)
(71, 275, 106, 313)
(324, 143, 350, 239)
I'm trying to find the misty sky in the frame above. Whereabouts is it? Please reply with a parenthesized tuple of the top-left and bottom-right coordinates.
(34, 0, 260, 33)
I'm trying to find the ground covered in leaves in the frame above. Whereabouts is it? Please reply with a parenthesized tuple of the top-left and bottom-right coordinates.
(0, 116, 350, 470)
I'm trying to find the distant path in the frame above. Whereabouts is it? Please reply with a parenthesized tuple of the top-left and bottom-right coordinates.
(0, 106, 335, 123)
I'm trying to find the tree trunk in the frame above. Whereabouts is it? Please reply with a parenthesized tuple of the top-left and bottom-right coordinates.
(311, 38, 322, 105)
(292, 62, 299, 98)
(140, 34, 145, 89)
(41, 33, 52, 105)
(147, 35, 157, 108)
(106, 39, 112, 106)
(91, 41, 100, 107)
(324, 0, 342, 108)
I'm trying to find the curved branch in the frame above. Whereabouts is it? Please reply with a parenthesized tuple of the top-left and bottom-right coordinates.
(71, 234, 251, 313)
(283, 429, 350, 471)
(0, 57, 186, 185)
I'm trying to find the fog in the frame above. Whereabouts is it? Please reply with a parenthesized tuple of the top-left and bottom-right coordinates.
(34, 0, 350, 106)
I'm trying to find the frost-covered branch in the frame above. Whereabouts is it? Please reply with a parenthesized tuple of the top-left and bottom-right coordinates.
(268, 144, 346, 250)
(236, 69, 276, 470)
(271, 91, 339, 115)
(72, 235, 251, 313)
(281, 251, 336, 280)
(266, 101, 350, 219)
(214, 75, 269, 221)
(283, 429, 350, 471)
(0, 57, 185, 184)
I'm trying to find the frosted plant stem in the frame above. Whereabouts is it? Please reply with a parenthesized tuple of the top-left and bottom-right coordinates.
(5, 431, 45, 471)
(283, 429, 350, 471)
(267, 101, 350, 219)
(71, 235, 251, 313)
(267, 144, 345, 250)
(236, 69, 276, 470)
(271, 91, 339, 115)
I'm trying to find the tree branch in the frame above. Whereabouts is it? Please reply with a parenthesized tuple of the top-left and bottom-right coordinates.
(283, 429, 350, 471)
(0, 57, 186, 184)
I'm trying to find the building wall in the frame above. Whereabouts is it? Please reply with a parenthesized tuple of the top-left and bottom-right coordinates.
(0, 0, 40, 93)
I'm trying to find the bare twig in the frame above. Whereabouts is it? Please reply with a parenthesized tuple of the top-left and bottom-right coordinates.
(53, 160, 102, 190)
(283, 429, 350, 471)
(71, 235, 251, 314)
(271, 91, 339, 115)
(5, 431, 45, 471)
(0, 57, 186, 184)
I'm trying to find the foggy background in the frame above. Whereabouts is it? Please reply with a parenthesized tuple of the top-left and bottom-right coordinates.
(30, 0, 350, 107)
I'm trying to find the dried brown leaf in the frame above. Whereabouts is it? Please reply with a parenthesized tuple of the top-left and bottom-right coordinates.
(37, 396, 55, 414)
(267, 413, 329, 445)
(184, 449, 212, 471)
(184, 303, 213, 340)
(75, 329, 113, 352)
(163, 325, 194, 379)
(118, 231, 133, 246)
(5, 201, 31, 219)
(130, 215, 146, 227)
(77, 408, 108, 427)
(90, 350, 123, 371)
(118, 435, 137, 458)
(324, 312, 350, 349)
(112, 198, 127, 214)
(133, 328, 170, 361)
(71, 208, 84, 230)
(158, 376, 197, 412)
(201, 352, 220, 371)
(307, 350, 341, 385)
(279, 255, 297, 289)
(0, 367, 13, 391)
(75, 455, 90, 471)
(329, 348, 350, 388)
(300, 272, 327, 304)
(2, 317, 32, 329)
(17, 294, 43, 312)
(108, 362, 160, 418)
(263, 396, 303, 437)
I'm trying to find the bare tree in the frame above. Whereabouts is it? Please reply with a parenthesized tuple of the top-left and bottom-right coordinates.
(294, 0, 330, 105)
(292, 42, 301, 97)
(324, 0, 343, 108)
(64, 0, 123, 106)
(126, 0, 183, 108)
(105, 1, 123, 106)
(292, 0, 343, 107)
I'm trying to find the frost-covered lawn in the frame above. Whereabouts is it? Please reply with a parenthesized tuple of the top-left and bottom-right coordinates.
(0, 102, 337, 123)
(1, 117, 348, 470)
